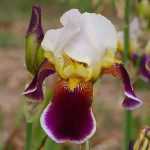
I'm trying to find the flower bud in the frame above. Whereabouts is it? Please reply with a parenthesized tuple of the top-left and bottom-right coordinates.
(133, 127, 150, 150)
(25, 5, 44, 74)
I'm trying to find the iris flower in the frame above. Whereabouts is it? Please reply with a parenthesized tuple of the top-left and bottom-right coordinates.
(117, 17, 150, 82)
(23, 6, 143, 144)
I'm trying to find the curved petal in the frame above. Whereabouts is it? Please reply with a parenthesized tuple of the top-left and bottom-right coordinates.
(140, 55, 150, 81)
(102, 64, 143, 110)
(65, 13, 117, 66)
(42, 9, 117, 66)
(23, 59, 55, 100)
(65, 33, 99, 65)
(60, 9, 81, 26)
(40, 80, 96, 144)
(41, 9, 81, 56)
(83, 13, 117, 52)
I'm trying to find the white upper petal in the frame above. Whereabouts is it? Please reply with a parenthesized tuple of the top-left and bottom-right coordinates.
(41, 9, 117, 65)
(41, 9, 81, 56)
(65, 12, 117, 65)
(60, 9, 81, 26)
(65, 31, 100, 65)
(83, 13, 117, 52)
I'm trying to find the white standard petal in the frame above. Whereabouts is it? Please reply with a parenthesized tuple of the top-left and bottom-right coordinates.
(41, 28, 62, 54)
(65, 13, 117, 66)
(83, 13, 117, 53)
(42, 9, 117, 66)
(41, 26, 80, 56)
(60, 9, 81, 26)
(41, 9, 81, 56)
(65, 34, 99, 65)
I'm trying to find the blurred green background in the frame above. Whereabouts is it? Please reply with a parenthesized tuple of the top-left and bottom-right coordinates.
(0, 0, 110, 48)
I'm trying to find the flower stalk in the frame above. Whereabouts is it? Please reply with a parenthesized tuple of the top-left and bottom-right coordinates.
(25, 121, 32, 150)
(123, 0, 133, 150)
(124, 0, 131, 62)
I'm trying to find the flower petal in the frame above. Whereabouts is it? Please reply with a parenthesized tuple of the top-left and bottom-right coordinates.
(41, 9, 81, 56)
(65, 13, 117, 66)
(60, 9, 81, 26)
(40, 80, 96, 143)
(83, 13, 117, 52)
(102, 64, 143, 110)
(65, 33, 99, 65)
(140, 55, 150, 81)
(42, 9, 117, 66)
(23, 59, 55, 100)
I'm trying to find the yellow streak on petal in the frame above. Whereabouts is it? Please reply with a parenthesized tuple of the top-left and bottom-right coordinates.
(63, 65, 75, 78)
(75, 63, 92, 80)
(68, 78, 80, 91)
(44, 50, 121, 81)
(44, 51, 54, 63)
(101, 50, 121, 68)
(117, 39, 123, 52)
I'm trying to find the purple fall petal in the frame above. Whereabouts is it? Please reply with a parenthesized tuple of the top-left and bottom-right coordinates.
(102, 64, 143, 110)
(23, 59, 55, 100)
(26, 5, 44, 42)
(140, 55, 150, 81)
(40, 80, 96, 144)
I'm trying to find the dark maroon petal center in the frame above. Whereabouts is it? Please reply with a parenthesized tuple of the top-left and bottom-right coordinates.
(41, 80, 96, 143)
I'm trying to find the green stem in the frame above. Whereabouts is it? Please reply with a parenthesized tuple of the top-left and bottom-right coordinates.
(25, 121, 32, 150)
(123, 0, 133, 150)
(80, 141, 90, 150)
(124, 0, 131, 62)
(124, 111, 133, 150)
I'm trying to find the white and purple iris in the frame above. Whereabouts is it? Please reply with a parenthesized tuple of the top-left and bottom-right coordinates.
(23, 6, 143, 144)
(117, 18, 150, 82)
